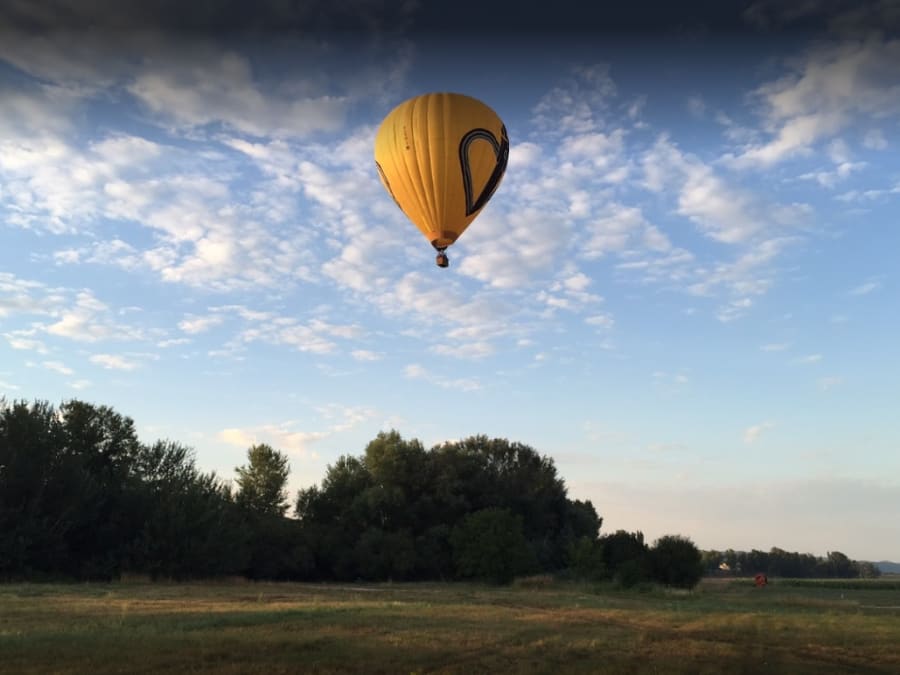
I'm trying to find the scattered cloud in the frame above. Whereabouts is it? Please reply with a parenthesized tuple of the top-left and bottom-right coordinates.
(716, 298, 753, 323)
(863, 129, 888, 150)
(726, 36, 900, 168)
(89, 354, 141, 371)
(848, 280, 882, 296)
(42, 361, 74, 376)
(818, 376, 843, 391)
(179, 315, 225, 334)
(350, 350, 384, 362)
(404, 364, 481, 392)
(744, 421, 775, 444)
(218, 404, 376, 455)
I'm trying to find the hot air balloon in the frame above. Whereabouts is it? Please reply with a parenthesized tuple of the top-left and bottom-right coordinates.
(374, 92, 509, 268)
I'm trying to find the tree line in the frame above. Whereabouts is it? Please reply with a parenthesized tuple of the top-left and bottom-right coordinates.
(701, 547, 881, 579)
(0, 397, 872, 587)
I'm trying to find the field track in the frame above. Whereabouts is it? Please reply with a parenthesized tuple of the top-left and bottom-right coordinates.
(2, 577, 899, 673)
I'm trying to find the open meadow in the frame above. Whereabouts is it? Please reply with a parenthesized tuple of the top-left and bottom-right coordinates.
(1, 577, 899, 674)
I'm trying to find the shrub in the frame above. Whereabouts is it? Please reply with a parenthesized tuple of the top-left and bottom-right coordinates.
(650, 534, 703, 589)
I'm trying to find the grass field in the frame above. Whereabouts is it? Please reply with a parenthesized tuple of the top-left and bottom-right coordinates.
(2, 577, 899, 674)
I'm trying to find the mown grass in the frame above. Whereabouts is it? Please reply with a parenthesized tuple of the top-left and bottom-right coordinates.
(1, 577, 899, 673)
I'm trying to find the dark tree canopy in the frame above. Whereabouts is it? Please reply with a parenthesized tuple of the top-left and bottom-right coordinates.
(293, 431, 598, 581)
(2, 399, 879, 585)
(235, 444, 291, 517)
(649, 535, 704, 589)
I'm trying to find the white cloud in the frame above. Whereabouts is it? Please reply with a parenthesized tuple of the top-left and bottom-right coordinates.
(403, 363, 481, 392)
(728, 36, 900, 168)
(179, 315, 225, 334)
(218, 404, 376, 455)
(531, 63, 617, 135)
(863, 129, 887, 150)
(537, 267, 604, 315)
(716, 298, 753, 323)
(848, 280, 882, 296)
(456, 209, 569, 289)
(89, 354, 140, 371)
(818, 376, 843, 391)
(4, 334, 49, 353)
(128, 49, 348, 139)
(0, 273, 58, 318)
(689, 237, 799, 300)
(644, 137, 810, 247)
(761, 342, 790, 352)
(652, 370, 691, 393)
(508, 142, 542, 170)
(157, 338, 190, 348)
(687, 96, 706, 118)
(350, 350, 384, 362)
(582, 204, 671, 259)
(42, 361, 74, 375)
(235, 314, 363, 355)
(797, 139, 867, 187)
(431, 342, 495, 360)
(585, 314, 615, 329)
(219, 428, 258, 448)
(43, 291, 144, 343)
(744, 421, 775, 444)
(793, 354, 823, 365)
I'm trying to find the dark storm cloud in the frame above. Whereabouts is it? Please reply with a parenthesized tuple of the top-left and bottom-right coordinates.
(1, 0, 892, 41)
(4, 0, 893, 38)
(0, 0, 420, 36)
(743, 0, 900, 37)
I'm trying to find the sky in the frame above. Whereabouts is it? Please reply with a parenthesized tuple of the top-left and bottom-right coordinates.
(1, 0, 899, 561)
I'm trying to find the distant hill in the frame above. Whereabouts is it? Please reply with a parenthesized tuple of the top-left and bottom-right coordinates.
(876, 561, 900, 574)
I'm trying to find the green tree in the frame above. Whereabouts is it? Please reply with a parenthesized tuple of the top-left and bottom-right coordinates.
(438, 436, 572, 570)
(235, 444, 290, 516)
(295, 455, 374, 580)
(450, 507, 536, 584)
(649, 535, 704, 589)
(601, 530, 649, 585)
(128, 440, 247, 579)
(56, 399, 146, 579)
(568, 535, 605, 581)
(354, 528, 416, 581)
(855, 561, 881, 579)
(822, 551, 854, 578)
(0, 399, 69, 578)
(565, 499, 602, 541)
(701, 549, 722, 574)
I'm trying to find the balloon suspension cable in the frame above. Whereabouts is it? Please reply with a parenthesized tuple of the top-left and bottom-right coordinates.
(434, 246, 449, 268)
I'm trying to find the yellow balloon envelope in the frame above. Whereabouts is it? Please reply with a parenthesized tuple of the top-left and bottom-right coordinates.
(374, 92, 509, 267)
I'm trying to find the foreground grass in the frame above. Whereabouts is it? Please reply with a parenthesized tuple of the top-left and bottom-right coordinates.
(1, 578, 899, 674)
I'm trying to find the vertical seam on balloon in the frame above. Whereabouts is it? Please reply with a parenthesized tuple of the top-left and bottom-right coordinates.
(441, 93, 452, 238)
(422, 93, 439, 237)
(400, 97, 436, 238)
(388, 103, 429, 240)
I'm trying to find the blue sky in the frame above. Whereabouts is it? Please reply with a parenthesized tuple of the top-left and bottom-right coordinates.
(1, 1, 899, 560)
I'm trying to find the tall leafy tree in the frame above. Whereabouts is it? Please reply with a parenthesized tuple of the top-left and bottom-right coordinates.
(450, 507, 536, 584)
(235, 444, 290, 516)
(649, 535, 703, 589)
